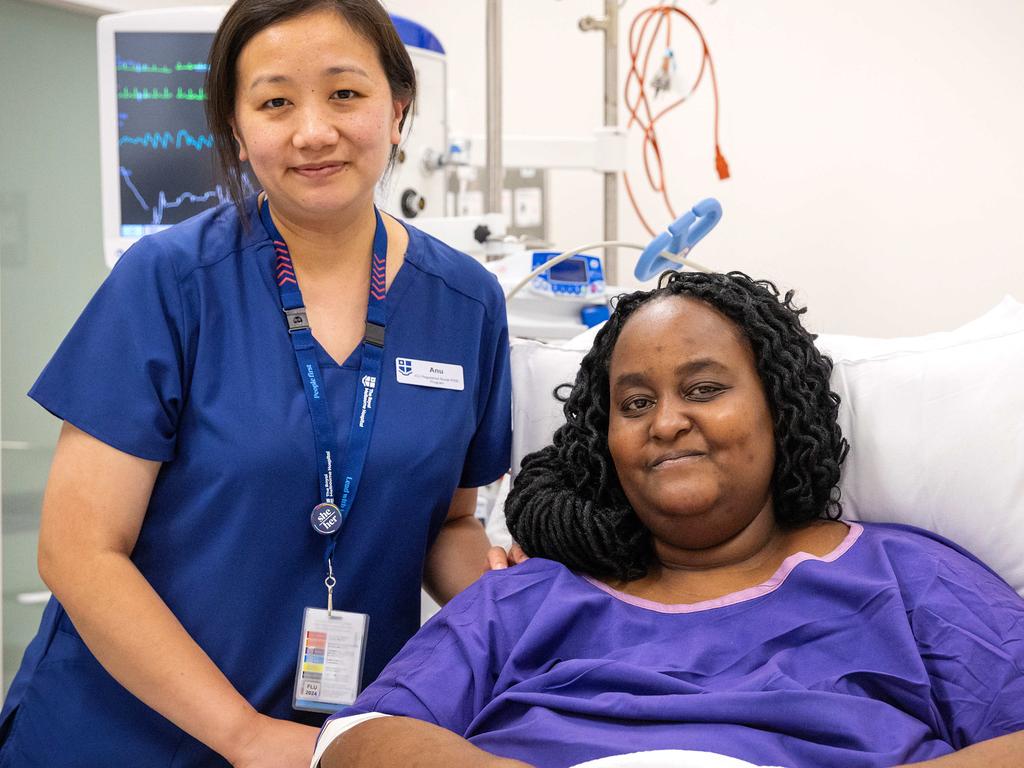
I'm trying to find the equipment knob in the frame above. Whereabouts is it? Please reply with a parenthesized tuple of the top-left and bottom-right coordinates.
(400, 188, 425, 218)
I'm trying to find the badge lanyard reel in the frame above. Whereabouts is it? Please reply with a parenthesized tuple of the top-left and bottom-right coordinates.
(261, 199, 386, 713)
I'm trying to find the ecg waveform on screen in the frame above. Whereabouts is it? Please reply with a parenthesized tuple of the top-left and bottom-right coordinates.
(116, 32, 229, 232)
(116, 57, 210, 74)
(120, 166, 256, 226)
(118, 87, 207, 101)
(120, 130, 214, 151)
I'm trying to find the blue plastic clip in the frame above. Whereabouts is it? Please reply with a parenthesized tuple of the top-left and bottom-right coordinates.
(633, 198, 723, 282)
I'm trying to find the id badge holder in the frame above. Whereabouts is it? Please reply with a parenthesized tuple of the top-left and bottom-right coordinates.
(293, 563, 369, 713)
(293, 607, 369, 713)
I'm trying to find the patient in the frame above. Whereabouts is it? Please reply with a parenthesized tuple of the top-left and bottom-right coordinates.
(317, 272, 1024, 768)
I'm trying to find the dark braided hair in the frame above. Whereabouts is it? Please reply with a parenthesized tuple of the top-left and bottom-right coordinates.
(505, 270, 850, 582)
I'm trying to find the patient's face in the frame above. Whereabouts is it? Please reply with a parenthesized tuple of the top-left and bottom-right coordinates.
(607, 296, 776, 552)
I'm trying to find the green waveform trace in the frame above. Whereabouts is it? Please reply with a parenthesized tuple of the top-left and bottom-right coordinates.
(118, 87, 173, 101)
(176, 87, 207, 101)
(117, 87, 208, 101)
(114, 61, 207, 74)
(116, 63, 172, 74)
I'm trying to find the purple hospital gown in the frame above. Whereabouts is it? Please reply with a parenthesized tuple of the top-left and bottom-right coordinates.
(326, 523, 1024, 767)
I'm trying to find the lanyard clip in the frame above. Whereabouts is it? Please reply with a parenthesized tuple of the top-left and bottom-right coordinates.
(364, 322, 385, 348)
(325, 558, 337, 617)
(284, 307, 310, 333)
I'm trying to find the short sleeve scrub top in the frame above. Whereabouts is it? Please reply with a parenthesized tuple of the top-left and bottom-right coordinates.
(0, 198, 512, 767)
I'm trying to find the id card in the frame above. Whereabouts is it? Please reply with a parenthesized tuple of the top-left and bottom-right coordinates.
(394, 357, 465, 390)
(293, 607, 369, 713)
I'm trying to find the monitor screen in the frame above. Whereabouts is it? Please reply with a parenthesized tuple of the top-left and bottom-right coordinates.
(114, 31, 253, 238)
(549, 258, 588, 284)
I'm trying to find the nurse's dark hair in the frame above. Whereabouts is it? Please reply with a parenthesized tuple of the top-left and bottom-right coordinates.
(505, 271, 850, 582)
(205, 0, 416, 215)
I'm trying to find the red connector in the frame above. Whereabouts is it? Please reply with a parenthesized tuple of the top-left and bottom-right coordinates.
(715, 147, 730, 180)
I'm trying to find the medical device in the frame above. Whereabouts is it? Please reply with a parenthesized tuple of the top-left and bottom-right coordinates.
(505, 198, 720, 303)
(634, 198, 721, 281)
(494, 199, 719, 341)
(97, 8, 448, 268)
(381, 18, 448, 223)
(97, 7, 223, 267)
(529, 252, 606, 299)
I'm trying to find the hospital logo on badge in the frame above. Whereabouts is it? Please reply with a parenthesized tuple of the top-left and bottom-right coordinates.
(394, 357, 465, 391)
(361, 375, 376, 389)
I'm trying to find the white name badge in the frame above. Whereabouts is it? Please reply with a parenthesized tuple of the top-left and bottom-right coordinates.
(292, 607, 369, 713)
(395, 357, 464, 391)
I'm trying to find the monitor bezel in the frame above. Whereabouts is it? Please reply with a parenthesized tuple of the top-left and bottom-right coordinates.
(97, 7, 227, 268)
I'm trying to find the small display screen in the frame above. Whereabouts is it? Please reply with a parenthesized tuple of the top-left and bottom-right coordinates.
(549, 258, 588, 284)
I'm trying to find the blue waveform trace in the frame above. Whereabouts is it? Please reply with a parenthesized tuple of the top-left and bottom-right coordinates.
(120, 166, 257, 225)
(120, 129, 214, 151)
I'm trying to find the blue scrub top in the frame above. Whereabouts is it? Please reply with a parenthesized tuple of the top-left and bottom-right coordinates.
(0, 198, 511, 767)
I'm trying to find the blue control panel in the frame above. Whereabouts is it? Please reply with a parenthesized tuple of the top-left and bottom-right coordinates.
(529, 252, 606, 298)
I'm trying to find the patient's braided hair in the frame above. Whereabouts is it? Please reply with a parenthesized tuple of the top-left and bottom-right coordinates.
(505, 271, 850, 581)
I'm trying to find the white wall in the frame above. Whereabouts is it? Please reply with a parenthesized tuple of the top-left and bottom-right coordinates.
(40, 0, 1024, 335)
(382, 0, 1024, 336)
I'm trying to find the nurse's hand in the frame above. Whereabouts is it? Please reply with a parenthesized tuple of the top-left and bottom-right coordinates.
(231, 714, 319, 768)
(486, 544, 529, 570)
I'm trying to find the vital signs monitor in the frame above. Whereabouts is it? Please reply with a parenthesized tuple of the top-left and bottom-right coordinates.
(97, 7, 449, 268)
(97, 8, 228, 268)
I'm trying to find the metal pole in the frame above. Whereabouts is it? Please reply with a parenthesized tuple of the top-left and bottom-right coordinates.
(485, 0, 503, 237)
(583, 3, 621, 282)
(603, 0, 619, 284)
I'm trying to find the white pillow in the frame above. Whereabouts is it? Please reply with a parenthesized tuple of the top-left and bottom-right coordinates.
(508, 297, 1024, 595)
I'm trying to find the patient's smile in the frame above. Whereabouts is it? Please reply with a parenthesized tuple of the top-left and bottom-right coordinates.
(650, 450, 706, 469)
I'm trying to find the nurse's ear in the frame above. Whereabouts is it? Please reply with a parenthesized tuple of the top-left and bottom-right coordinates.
(391, 98, 410, 146)
(229, 118, 249, 163)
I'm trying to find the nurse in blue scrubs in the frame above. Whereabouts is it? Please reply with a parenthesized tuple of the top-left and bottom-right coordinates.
(0, 1, 512, 766)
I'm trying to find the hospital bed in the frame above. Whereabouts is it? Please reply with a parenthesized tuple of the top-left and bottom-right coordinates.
(340, 292, 1024, 768)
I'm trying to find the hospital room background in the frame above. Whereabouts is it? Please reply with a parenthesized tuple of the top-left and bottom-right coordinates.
(1, 0, 1023, 696)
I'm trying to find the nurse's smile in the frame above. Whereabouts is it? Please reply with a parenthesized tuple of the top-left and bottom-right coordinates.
(293, 162, 348, 179)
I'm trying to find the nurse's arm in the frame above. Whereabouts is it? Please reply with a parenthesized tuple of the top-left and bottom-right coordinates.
(321, 715, 532, 768)
(422, 487, 493, 604)
(36, 422, 317, 768)
(896, 731, 1024, 767)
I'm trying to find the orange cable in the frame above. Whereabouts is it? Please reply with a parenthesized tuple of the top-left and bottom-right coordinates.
(621, 4, 729, 236)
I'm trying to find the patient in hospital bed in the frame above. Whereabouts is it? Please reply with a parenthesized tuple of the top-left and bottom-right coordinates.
(314, 272, 1024, 768)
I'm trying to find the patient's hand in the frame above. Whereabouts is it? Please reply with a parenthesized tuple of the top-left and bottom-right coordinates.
(487, 544, 530, 570)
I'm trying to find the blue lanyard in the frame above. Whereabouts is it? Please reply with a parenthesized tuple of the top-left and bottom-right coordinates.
(260, 199, 387, 570)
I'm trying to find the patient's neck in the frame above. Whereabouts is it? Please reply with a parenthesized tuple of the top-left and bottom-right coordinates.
(605, 508, 847, 605)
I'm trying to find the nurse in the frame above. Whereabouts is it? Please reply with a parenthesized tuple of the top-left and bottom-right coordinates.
(0, 1, 511, 766)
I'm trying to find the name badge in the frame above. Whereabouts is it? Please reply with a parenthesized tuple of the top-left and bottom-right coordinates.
(395, 357, 464, 391)
(293, 607, 369, 713)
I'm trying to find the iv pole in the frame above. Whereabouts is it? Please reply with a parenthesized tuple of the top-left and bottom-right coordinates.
(580, 1, 621, 284)
(483, 0, 622, 281)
